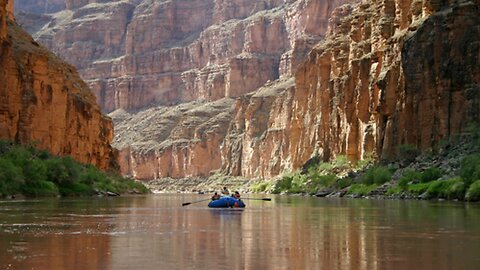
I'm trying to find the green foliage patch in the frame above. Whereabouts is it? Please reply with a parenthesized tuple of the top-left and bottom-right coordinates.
(460, 154, 480, 186)
(426, 178, 465, 200)
(360, 166, 392, 185)
(419, 167, 443, 183)
(397, 144, 419, 164)
(398, 169, 422, 190)
(0, 140, 148, 198)
(347, 184, 378, 196)
(466, 180, 480, 201)
(407, 182, 432, 195)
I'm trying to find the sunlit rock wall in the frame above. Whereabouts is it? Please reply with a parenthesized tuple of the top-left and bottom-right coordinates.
(222, 0, 480, 178)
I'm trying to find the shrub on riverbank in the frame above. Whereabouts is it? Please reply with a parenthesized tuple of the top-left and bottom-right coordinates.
(466, 180, 480, 201)
(426, 178, 465, 200)
(348, 184, 377, 196)
(0, 141, 148, 198)
(360, 166, 392, 185)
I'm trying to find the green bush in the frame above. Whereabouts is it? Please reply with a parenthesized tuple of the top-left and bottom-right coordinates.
(251, 181, 272, 193)
(426, 178, 465, 200)
(59, 181, 94, 196)
(420, 167, 443, 183)
(398, 169, 422, 190)
(386, 186, 403, 195)
(23, 158, 48, 183)
(335, 177, 353, 189)
(347, 184, 377, 196)
(466, 180, 480, 201)
(407, 182, 431, 195)
(0, 140, 13, 155)
(355, 152, 374, 170)
(317, 174, 338, 188)
(109, 175, 149, 194)
(304, 174, 338, 194)
(398, 144, 419, 163)
(290, 174, 307, 193)
(6, 146, 31, 167)
(0, 158, 25, 196)
(332, 155, 350, 170)
(21, 180, 59, 197)
(272, 173, 294, 194)
(0, 140, 148, 197)
(460, 154, 480, 186)
(361, 166, 392, 185)
(318, 162, 333, 172)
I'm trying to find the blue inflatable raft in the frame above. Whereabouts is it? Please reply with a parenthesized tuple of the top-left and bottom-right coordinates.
(208, 196, 245, 208)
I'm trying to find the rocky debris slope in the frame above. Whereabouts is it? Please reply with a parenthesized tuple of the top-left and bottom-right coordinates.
(110, 98, 235, 179)
(16, 0, 352, 112)
(0, 0, 115, 169)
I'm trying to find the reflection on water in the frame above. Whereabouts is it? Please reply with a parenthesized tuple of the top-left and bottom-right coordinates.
(0, 195, 479, 270)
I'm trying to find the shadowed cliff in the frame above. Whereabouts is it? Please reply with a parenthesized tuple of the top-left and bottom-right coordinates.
(0, 0, 116, 169)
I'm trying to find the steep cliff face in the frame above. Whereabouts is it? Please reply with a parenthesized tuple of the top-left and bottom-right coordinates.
(222, 0, 480, 178)
(27, 0, 351, 179)
(15, 0, 480, 180)
(0, 0, 115, 169)
(16, 0, 351, 112)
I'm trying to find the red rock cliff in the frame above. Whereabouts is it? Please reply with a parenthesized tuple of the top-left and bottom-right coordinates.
(15, 0, 480, 181)
(0, 0, 115, 169)
(222, 0, 480, 178)
(16, 0, 352, 112)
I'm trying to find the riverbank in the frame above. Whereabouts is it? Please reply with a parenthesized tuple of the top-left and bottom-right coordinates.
(0, 140, 149, 198)
(145, 131, 480, 202)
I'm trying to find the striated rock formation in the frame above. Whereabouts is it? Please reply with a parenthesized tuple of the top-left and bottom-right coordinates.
(16, 0, 480, 181)
(16, 0, 352, 112)
(15, 0, 352, 179)
(0, 0, 115, 169)
(222, 0, 480, 178)
(110, 99, 234, 179)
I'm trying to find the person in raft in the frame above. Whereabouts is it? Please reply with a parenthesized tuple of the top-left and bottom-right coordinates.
(232, 191, 241, 200)
(211, 192, 220, 201)
(221, 186, 230, 196)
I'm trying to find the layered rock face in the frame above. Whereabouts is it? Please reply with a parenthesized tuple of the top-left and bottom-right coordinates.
(0, 0, 115, 169)
(15, 0, 351, 179)
(110, 99, 235, 179)
(16, 0, 480, 180)
(222, 0, 480, 178)
(16, 0, 351, 112)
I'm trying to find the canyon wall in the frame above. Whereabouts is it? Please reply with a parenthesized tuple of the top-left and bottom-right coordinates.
(15, 0, 480, 180)
(15, 0, 352, 179)
(16, 0, 351, 112)
(0, 0, 115, 169)
(222, 0, 480, 178)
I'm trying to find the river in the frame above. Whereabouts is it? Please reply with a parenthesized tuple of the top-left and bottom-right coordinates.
(0, 194, 479, 270)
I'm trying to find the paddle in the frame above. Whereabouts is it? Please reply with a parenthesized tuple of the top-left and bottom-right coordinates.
(182, 198, 212, 206)
(240, 198, 272, 201)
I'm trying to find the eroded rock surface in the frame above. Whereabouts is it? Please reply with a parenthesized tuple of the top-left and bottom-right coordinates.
(15, 0, 480, 180)
(110, 99, 234, 179)
(16, 0, 351, 112)
(221, 0, 480, 178)
(0, 0, 115, 169)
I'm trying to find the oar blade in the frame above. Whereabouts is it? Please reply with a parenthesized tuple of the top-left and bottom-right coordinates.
(182, 202, 191, 206)
(241, 197, 272, 201)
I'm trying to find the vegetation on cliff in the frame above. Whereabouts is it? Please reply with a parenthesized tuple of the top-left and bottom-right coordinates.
(0, 141, 148, 198)
(266, 128, 480, 202)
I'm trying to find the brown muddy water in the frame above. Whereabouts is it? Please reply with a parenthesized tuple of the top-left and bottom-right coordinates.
(0, 194, 479, 270)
